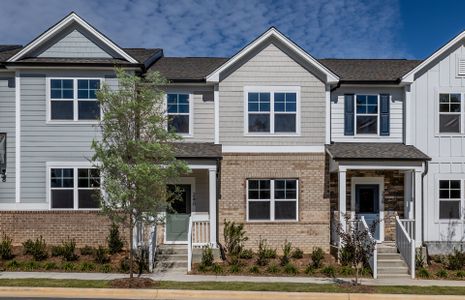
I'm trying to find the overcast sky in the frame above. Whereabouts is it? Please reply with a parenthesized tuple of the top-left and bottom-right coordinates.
(0, 0, 463, 59)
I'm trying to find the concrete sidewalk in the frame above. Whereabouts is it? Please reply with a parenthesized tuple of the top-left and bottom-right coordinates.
(2, 271, 465, 287)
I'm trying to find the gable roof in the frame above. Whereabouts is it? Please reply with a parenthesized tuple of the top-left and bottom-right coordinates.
(206, 27, 339, 84)
(402, 29, 465, 83)
(326, 143, 430, 161)
(7, 12, 139, 64)
(149, 57, 228, 82)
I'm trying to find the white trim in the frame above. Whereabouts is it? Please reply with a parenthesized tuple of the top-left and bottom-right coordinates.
(243, 86, 301, 136)
(325, 84, 331, 144)
(351, 176, 385, 242)
(435, 91, 464, 135)
(0, 203, 50, 210)
(339, 165, 424, 172)
(206, 27, 339, 83)
(214, 85, 219, 144)
(15, 71, 20, 203)
(208, 168, 217, 246)
(8, 13, 138, 64)
(405, 86, 412, 145)
(165, 92, 194, 137)
(222, 146, 324, 153)
(434, 174, 465, 222)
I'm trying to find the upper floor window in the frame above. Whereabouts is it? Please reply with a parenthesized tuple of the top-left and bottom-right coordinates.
(439, 93, 461, 133)
(245, 87, 299, 134)
(356, 95, 378, 134)
(439, 179, 461, 219)
(344, 93, 390, 136)
(49, 78, 101, 122)
(167, 93, 191, 135)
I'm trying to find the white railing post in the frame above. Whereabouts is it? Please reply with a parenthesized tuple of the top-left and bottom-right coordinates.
(187, 216, 193, 272)
(395, 216, 415, 279)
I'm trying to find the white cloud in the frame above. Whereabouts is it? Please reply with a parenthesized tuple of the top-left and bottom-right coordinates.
(0, 0, 408, 58)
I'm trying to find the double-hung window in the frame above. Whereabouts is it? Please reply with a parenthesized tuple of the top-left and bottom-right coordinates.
(355, 95, 378, 134)
(247, 179, 298, 221)
(167, 93, 191, 135)
(439, 93, 461, 133)
(439, 180, 461, 219)
(50, 166, 100, 210)
(246, 87, 299, 134)
(49, 78, 101, 122)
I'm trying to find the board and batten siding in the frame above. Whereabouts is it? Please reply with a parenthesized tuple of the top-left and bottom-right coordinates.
(331, 87, 404, 143)
(19, 70, 117, 204)
(410, 42, 465, 242)
(166, 85, 214, 143)
(0, 75, 16, 203)
(218, 43, 326, 146)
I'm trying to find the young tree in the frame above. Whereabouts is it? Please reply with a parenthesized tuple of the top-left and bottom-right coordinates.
(92, 68, 189, 278)
(336, 214, 378, 285)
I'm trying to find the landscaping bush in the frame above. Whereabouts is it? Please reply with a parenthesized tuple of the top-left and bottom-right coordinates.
(229, 264, 241, 273)
(283, 262, 298, 275)
(266, 263, 279, 274)
(418, 267, 430, 278)
(339, 266, 355, 276)
(94, 246, 110, 264)
(304, 265, 316, 275)
(415, 249, 426, 269)
(5, 260, 21, 271)
(201, 245, 214, 267)
(23, 261, 41, 271)
(99, 264, 112, 273)
(23, 236, 48, 261)
(107, 223, 124, 254)
(436, 269, 448, 278)
(311, 247, 324, 268)
(339, 244, 354, 266)
(212, 263, 223, 274)
(119, 257, 130, 273)
(61, 262, 76, 272)
(0, 233, 13, 260)
(51, 246, 63, 257)
(79, 262, 96, 271)
(223, 220, 248, 262)
(239, 249, 254, 259)
(447, 248, 465, 270)
(280, 240, 292, 266)
(22, 239, 34, 255)
(44, 262, 57, 270)
(291, 247, 303, 259)
(456, 270, 465, 278)
(321, 265, 336, 278)
(80, 245, 95, 256)
(197, 263, 209, 273)
(256, 238, 276, 266)
(61, 238, 78, 261)
(249, 265, 260, 274)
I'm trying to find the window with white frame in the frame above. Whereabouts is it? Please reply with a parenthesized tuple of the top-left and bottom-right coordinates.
(247, 179, 298, 221)
(355, 95, 378, 134)
(50, 167, 100, 209)
(439, 93, 461, 133)
(439, 180, 461, 219)
(49, 78, 101, 121)
(246, 89, 298, 134)
(167, 93, 190, 134)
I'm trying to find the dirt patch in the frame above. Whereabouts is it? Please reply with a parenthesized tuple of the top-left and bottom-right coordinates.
(110, 277, 155, 289)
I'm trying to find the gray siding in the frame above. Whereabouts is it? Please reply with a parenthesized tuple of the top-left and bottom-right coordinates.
(218, 43, 326, 146)
(19, 70, 116, 204)
(0, 75, 16, 203)
(331, 87, 404, 142)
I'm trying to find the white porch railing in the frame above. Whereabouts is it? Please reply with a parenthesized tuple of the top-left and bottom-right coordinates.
(400, 219, 415, 240)
(360, 216, 378, 279)
(188, 214, 210, 272)
(396, 216, 415, 279)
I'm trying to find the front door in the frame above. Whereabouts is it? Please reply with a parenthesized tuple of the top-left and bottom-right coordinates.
(355, 184, 381, 241)
(166, 184, 191, 243)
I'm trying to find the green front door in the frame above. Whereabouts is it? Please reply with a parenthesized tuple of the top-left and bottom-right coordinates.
(166, 184, 191, 243)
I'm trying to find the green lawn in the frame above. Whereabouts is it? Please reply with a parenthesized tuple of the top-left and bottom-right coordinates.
(0, 279, 464, 295)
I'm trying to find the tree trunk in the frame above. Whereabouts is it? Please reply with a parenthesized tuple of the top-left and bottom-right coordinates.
(129, 215, 134, 279)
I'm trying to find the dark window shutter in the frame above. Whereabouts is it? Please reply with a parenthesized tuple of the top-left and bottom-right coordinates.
(380, 94, 390, 136)
(344, 94, 354, 136)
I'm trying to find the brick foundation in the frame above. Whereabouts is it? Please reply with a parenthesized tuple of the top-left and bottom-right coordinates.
(219, 153, 330, 253)
(0, 211, 129, 247)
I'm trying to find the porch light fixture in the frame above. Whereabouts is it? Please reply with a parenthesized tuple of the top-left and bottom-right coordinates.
(0, 133, 6, 182)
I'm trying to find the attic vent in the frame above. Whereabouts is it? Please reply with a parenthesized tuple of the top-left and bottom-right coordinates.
(458, 59, 465, 76)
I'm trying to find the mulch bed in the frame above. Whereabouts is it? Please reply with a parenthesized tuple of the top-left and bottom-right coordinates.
(110, 278, 155, 289)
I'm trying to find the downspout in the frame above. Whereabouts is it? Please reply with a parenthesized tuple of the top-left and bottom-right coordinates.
(421, 160, 429, 246)
(216, 157, 222, 247)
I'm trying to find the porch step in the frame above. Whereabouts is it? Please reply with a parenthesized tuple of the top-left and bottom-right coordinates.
(378, 259, 407, 268)
(377, 246, 398, 254)
(154, 260, 187, 269)
(376, 243, 409, 278)
(157, 245, 188, 255)
(154, 244, 188, 274)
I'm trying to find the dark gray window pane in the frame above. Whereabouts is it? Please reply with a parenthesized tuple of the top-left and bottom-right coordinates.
(248, 201, 270, 220)
(275, 180, 285, 189)
(248, 93, 258, 102)
(356, 116, 377, 134)
(248, 102, 259, 112)
(286, 102, 296, 112)
(178, 104, 189, 113)
(178, 94, 189, 104)
(78, 101, 100, 120)
(367, 95, 378, 105)
(248, 190, 259, 199)
(440, 180, 449, 189)
(275, 114, 296, 132)
(51, 190, 74, 209)
(62, 89, 74, 99)
(78, 89, 89, 99)
(167, 94, 177, 105)
(440, 114, 460, 133)
(451, 94, 461, 102)
(259, 190, 270, 199)
(259, 180, 270, 189)
(440, 104, 450, 112)
(367, 105, 378, 113)
(275, 190, 285, 199)
(439, 94, 449, 103)
(439, 189, 450, 199)
(62, 80, 73, 89)
(78, 80, 88, 89)
(51, 101, 73, 120)
(78, 190, 100, 209)
(451, 190, 461, 198)
(51, 80, 61, 89)
(168, 115, 189, 133)
(51, 89, 62, 99)
(167, 104, 177, 113)
(274, 102, 285, 112)
(275, 201, 296, 220)
(248, 180, 258, 189)
(451, 180, 461, 189)
(260, 102, 270, 112)
(89, 80, 100, 90)
(439, 201, 460, 219)
(249, 114, 270, 132)
(451, 104, 461, 112)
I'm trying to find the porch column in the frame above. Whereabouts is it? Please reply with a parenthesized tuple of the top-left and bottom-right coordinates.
(338, 169, 347, 243)
(404, 170, 414, 219)
(414, 170, 423, 246)
(208, 167, 217, 247)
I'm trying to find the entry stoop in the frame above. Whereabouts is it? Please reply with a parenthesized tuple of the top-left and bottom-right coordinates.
(377, 243, 411, 279)
(154, 244, 188, 274)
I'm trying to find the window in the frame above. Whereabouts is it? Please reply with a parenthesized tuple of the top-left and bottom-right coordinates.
(439, 93, 461, 133)
(49, 78, 101, 122)
(356, 95, 378, 134)
(50, 167, 100, 209)
(167, 93, 190, 134)
(246, 88, 299, 134)
(439, 180, 461, 219)
(247, 179, 298, 221)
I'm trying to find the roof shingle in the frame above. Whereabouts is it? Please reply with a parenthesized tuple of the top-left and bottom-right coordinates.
(149, 57, 228, 81)
(326, 142, 430, 161)
(172, 142, 222, 159)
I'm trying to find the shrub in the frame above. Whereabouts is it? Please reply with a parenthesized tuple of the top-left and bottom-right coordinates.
(339, 266, 355, 276)
(99, 264, 112, 273)
(415, 249, 425, 269)
(201, 245, 214, 267)
(134, 247, 149, 274)
(249, 265, 260, 274)
(361, 267, 372, 276)
(61, 238, 78, 262)
(291, 247, 304, 259)
(280, 240, 292, 266)
(311, 247, 324, 268)
(321, 265, 336, 278)
(23, 261, 40, 271)
(107, 223, 124, 254)
(223, 220, 248, 262)
(22, 239, 34, 255)
(212, 264, 223, 274)
(256, 238, 276, 266)
(305, 265, 316, 275)
(5, 260, 21, 270)
(94, 246, 110, 264)
(197, 264, 209, 273)
(119, 257, 130, 273)
(339, 244, 355, 266)
(418, 267, 430, 278)
(239, 249, 254, 260)
(456, 270, 465, 278)
(61, 262, 76, 272)
(0, 233, 13, 260)
(229, 264, 241, 273)
(79, 262, 96, 272)
(448, 248, 465, 270)
(283, 263, 298, 275)
(436, 269, 448, 278)
(80, 245, 95, 256)
(23, 236, 47, 261)
(266, 264, 279, 274)
(44, 262, 58, 271)
(51, 246, 63, 257)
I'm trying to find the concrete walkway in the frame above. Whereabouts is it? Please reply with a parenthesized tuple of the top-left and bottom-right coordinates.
(2, 271, 465, 287)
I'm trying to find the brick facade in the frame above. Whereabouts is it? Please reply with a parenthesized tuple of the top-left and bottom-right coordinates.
(219, 153, 330, 253)
(0, 211, 129, 247)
